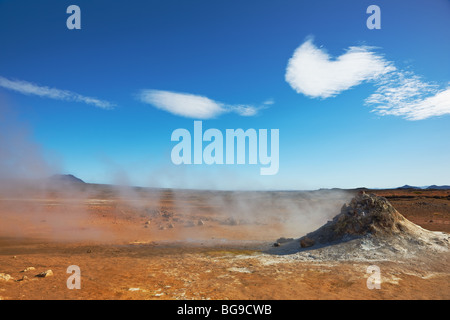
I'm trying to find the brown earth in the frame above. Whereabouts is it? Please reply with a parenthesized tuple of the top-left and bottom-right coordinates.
(373, 189, 450, 233)
(0, 187, 449, 300)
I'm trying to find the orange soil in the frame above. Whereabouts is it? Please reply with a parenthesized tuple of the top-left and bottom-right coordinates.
(0, 188, 449, 300)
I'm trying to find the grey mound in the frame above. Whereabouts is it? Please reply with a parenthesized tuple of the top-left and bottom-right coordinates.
(268, 192, 449, 261)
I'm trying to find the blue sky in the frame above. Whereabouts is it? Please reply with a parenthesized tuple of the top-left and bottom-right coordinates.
(0, 0, 449, 190)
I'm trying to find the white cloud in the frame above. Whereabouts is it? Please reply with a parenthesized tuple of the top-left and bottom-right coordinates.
(0, 76, 115, 109)
(410, 88, 450, 120)
(229, 104, 259, 117)
(286, 38, 450, 121)
(366, 72, 438, 109)
(366, 70, 450, 120)
(285, 39, 395, 98)
(367, 73, 450, 120)
(138, 89, 225, 119)
(138, 89, 264, 119)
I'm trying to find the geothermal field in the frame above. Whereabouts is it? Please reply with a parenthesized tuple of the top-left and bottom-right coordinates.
(0, 179, 449, 300)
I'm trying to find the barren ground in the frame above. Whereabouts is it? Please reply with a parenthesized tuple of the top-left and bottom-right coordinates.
(0, 187, 449, 300)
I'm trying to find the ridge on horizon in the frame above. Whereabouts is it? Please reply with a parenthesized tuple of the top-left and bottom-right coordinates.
(46, 174, 450, 191)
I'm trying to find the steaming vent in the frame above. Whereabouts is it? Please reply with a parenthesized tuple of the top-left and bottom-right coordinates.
(299, 192, 414, 247)
(271, 191, 450, 261)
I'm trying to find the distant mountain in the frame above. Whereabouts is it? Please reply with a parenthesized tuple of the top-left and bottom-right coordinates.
(49, 174, 85, 185)
(397, 185, 422, 190)
(426, 185, 450, 190)
(396, 184, 450, 190)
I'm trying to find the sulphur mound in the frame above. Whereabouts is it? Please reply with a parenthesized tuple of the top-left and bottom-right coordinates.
(270, 192, 449, 261)
(299, 192, 418, 246)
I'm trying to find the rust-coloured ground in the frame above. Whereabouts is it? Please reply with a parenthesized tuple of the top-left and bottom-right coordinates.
(0, 187, 449, 300)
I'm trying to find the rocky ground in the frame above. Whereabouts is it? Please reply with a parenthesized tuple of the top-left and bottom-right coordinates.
(0, 187, 449, 300)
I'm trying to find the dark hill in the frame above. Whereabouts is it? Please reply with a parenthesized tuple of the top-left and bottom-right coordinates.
(49, 174, 85, 185)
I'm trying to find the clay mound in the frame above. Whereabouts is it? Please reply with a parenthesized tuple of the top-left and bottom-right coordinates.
(299, 192, 415, 246)
(269, 192, 449, 260)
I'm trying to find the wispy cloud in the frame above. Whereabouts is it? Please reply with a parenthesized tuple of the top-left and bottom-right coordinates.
(285, 38, 394, 98)
(286, 38, 450, 121)
(262, 99, 275, 106)
(0, 76, 115, 109)
(138, 89, 266, 119)
(366, 71, 450, 120)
